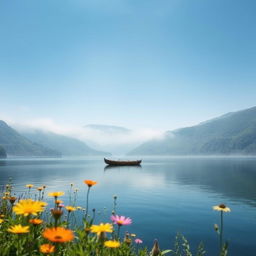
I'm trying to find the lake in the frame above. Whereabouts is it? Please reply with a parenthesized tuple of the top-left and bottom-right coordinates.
(0, 156, 256, 255)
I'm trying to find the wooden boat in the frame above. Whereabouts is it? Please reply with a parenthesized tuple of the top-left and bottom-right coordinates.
(104, 158, 142, 166)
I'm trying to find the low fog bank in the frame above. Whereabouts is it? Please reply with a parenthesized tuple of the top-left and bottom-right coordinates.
(12, 118, 165, 155)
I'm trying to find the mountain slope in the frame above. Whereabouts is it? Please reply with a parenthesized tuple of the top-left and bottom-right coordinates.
(0, 121, 61, 157)
(21, 130, 110, 156)
(129, 106, 256, 155)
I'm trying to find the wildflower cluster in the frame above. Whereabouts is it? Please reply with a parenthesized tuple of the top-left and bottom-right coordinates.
(0, 180, 231, 255)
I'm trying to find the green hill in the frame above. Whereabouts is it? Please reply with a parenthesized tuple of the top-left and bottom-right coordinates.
(21, 130, 110, 156)
(0, 121, 61, 157)
(129, 106, 256, 156)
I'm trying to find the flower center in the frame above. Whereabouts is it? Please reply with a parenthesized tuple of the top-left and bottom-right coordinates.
(54, 235, 63, 240)
(117, 220, 124, 225)
(219, 204, 226, 209)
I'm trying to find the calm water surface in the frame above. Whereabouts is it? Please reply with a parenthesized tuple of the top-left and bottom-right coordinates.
(0, 156, 256, 255)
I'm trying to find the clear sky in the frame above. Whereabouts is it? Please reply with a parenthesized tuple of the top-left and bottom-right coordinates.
(0, 0, 256, 131)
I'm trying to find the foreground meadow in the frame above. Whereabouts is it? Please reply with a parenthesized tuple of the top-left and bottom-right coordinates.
(0, 179, 229, 255)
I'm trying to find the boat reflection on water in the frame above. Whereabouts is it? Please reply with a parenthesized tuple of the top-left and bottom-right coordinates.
(104, 165, 142, 172)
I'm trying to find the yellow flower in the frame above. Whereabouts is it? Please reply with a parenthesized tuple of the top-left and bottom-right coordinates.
(29, 218, 43, 225)
(40, 244, 55, 254)
(65, 206, 76, 212)
(76, 206, 82, 210)
(48, 192, 65, 198)
(131, 233, 136, 237)
(91, 223, 113, 236)
(0, 219, 4, 224)
(213, 204, 231, 212)
(26, 184, 34, 188)
(13, 199, 47, 216)
(8, 224, 30, 234)
(104, 240, 121, 248)
(43, 227, 74, 243)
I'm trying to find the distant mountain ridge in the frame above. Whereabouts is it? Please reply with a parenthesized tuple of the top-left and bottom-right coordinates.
(21, 130, 110, 156)
(129, 106, 256, 155)
(0, 120, 60, 157)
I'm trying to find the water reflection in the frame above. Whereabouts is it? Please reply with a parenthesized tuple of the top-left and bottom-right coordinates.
(0, 157, 256, 256)
(0, 160, 6, 166)
(104, 165, 142, 172)
(145, 158, 256, 206)
(1, 157, 256, 205)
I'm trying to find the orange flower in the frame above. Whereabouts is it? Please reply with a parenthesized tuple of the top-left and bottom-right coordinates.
(40, 244, 55, 254)
(43, 227, 74, 243)
(84, 180, 97, 187)
(29, 218, 43, 225)
(55, 200, 63, 205)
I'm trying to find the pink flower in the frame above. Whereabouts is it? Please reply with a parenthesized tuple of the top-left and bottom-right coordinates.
(135, 238, 143, 244)
(111, 215, 132, 226)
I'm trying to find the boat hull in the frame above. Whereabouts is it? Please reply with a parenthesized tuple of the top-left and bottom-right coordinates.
(104, 158, 142, 166)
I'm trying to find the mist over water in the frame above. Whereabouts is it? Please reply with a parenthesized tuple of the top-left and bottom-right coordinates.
(0, 156, 256, 255)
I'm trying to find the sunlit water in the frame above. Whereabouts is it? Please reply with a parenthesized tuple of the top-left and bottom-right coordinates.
(0, 156, 256, 255)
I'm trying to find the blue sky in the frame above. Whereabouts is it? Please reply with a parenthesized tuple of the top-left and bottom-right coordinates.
(0, 0, 255, 131)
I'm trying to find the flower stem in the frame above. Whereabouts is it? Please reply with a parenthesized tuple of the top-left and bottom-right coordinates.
(117, 225, 121, 239)
(67, 212, 70, 227)
(85, 187, 91, 220)
(220, 211, 223, 252)
(55, 218, 58, 228)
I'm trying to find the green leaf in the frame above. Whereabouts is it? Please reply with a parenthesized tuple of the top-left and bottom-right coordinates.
(161, 249, 172, 255)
